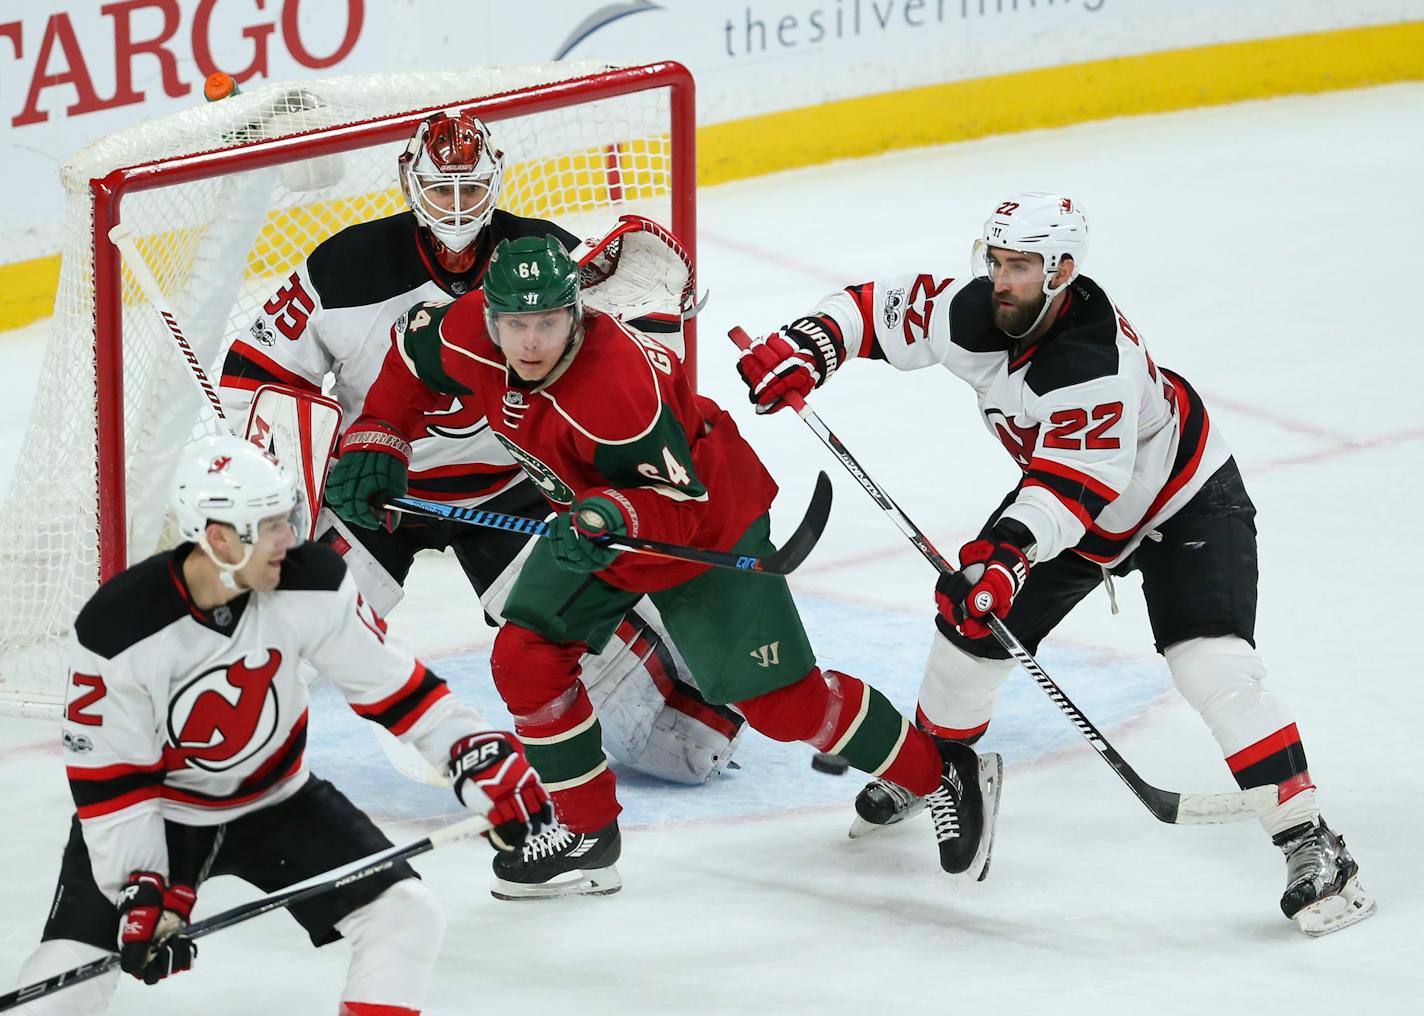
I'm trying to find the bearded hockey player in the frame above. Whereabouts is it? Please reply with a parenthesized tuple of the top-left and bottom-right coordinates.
(12, 436, 552, 1014)
(218, 110, 743, 789)
(323, 236, 1002, 899)
(736, 191, 1374, 937)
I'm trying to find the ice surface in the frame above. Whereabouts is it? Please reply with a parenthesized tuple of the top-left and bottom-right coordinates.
(2, 84, 1421, 1014)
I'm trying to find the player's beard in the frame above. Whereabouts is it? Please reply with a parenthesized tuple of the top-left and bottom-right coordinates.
(992, 290, 1046, 336)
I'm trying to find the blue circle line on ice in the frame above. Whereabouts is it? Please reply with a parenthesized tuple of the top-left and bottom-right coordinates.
(305, 593, 1170, 827)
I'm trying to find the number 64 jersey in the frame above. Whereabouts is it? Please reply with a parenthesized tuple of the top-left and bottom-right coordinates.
(806, 273, 1231, 566)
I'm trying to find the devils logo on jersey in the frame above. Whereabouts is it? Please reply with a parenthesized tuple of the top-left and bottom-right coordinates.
(166, 650, 282, 773)
(984, 409, 1040, 469)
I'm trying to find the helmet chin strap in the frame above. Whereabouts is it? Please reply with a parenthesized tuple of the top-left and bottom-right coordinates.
(197, 537, 254, 592)
(1003, 277, 1070, 342)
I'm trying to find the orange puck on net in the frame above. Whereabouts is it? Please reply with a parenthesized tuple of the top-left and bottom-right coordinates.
(203, 72, 238, 102)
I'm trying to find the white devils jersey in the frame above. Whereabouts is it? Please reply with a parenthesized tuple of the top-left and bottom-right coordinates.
(806, 274, 1230, 565)
(220, 210, 579, 507)
(61, 542, 485, 900)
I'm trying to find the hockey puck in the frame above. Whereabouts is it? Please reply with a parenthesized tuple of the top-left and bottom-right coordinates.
(811, 752, 850, 775)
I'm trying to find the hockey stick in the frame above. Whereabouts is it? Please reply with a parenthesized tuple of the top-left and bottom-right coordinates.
(729, 326, 1276, 825)
(108, 223, 232, 428)
(0, 813, 490, 1013)
(387, 471, 833, 577)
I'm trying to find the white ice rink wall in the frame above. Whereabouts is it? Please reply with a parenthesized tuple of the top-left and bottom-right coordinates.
(0, 0, 1420, 327)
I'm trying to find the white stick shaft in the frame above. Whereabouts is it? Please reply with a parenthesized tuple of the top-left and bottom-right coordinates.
(107, 223, 230, 430)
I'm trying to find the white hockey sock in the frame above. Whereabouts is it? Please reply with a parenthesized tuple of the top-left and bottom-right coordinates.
(916, 631, 1015, 738)
(334, 879, 445, 1012)
(1165, 636, 1319, 838)
(14, 939, 117, 1015)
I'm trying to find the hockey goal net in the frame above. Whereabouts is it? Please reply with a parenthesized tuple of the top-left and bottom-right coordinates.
(0, 60, 696, 714)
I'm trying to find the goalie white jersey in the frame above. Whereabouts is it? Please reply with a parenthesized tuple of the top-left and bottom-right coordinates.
(61, 541, 485, 900)
(220, 209, 579, 506)
(804, 274, 1230, 565)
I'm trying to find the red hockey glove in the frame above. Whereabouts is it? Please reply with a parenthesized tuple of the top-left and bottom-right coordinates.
(737, 334, 819, 414)
(117, 872, 197, 985)
(449, 731, 554, 852)
(736, 316, 844, 414)
(547, 491, 631, 573)
(936, 532, 1033, 640)
(326, 417, 411, 531)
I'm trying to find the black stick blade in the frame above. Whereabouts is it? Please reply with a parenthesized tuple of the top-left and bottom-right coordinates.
(764, 471, 833, 574)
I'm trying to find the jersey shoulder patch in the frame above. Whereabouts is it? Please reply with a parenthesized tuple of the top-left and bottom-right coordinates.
(1024, 279, 1121, 396)
(75, 550, 190, 659)
(307, 213, 432, 309)
(948, 279, 1013, 354)
(276, 542, 348, 592)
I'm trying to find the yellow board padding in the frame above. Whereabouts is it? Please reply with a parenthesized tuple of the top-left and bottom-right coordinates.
(0, 254, 61, 329)
(4, 20, 1422, 332)
(698, 18, 1424, 184)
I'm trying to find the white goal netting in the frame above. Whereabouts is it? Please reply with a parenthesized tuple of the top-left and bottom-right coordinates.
(0, 61, 694, 715)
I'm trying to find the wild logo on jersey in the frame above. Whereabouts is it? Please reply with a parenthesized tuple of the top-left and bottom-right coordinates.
(165, 650, 282, 772)
(493, 433, 575, 504)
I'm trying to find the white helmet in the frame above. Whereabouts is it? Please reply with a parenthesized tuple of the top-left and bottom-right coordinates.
(972, 192, 1088, 338)
(398, 110, 505, 271)
(171, 435, 303, 586)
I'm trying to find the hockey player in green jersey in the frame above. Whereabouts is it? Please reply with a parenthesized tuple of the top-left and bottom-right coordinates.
(326, 235, 1003, 899)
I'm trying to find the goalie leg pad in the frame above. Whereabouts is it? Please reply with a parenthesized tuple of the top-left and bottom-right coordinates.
(1165, 635, 1318, 837)
(916, 630, 1016, 742)
(585, 612, 744, 784)
(316, 508, 406, 616)
(335, 879, 444, 1014)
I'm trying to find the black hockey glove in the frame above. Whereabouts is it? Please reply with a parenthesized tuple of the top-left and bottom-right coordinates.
(117, 872, 197, 985)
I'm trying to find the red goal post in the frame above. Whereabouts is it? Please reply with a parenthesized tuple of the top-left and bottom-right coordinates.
(0, 61, 696, 713)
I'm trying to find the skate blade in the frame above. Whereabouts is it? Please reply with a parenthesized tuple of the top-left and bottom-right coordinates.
(847, 798, 927, 839)
(969, 753, 1004, 883)
(1293, 875, 1376, 937)
(490, 865, 623, 901)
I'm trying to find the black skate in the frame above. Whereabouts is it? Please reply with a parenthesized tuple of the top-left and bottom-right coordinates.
(490, 820, 622, 901)
(848, 778, 927, 839)
(1273, 818, 1375, 936)
(925, 741, 1003, 881)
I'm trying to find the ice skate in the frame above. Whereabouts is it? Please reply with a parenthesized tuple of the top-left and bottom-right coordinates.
(925, 741, 1003, 881)
(491, 820, 623, 901)
(848, 778, 927, 839)
(1274, 818, 1375, 936)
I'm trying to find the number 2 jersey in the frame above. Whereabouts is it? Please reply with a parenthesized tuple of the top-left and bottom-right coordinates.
(219, 209, 579, 506)
(360, 292, 779, 593)
(797, 273, 1231, 566)
(61, 541, 485, 901)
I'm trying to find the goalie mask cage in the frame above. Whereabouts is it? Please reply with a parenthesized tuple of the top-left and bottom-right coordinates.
(0, 60, 696, 715)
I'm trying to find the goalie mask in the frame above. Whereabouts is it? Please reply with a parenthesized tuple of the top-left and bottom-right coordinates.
(483, 236, 582, 357)
(399, 111, 505, 273)
(171, 435, 305, 589)
(971, 192, 1088, 339)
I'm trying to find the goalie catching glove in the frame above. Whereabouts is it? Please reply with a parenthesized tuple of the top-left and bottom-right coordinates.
(325, 417, 411, 530)
(449, 731, 553, 852)
(736, 317, 842, 414)
(117, 872, 197, 985)
(937, 522, 1036, 640)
